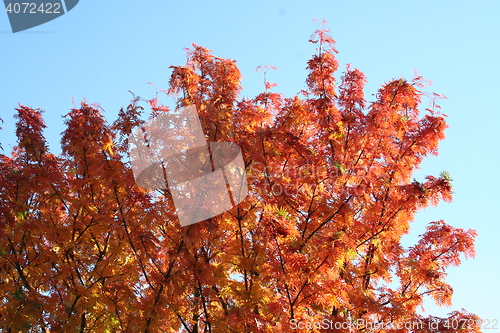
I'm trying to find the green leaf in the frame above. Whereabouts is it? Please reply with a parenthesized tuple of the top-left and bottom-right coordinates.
(13, 287, 25, 300)
(334, 162, 345, 174)
(16, 210, 28, 220)
(440, 170, 453, 182)
(276, 207, 289, 219)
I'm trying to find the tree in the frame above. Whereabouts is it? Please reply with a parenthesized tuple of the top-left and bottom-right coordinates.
(0, 23, 481, 332)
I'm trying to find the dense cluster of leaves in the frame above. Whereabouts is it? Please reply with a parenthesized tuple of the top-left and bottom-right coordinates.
(0, 25, 480, 332)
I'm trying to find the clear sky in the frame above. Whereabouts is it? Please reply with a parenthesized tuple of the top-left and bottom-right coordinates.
(1, 0, 499, 324)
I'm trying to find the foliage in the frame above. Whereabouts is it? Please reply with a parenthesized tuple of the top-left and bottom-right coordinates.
(0, 24, 479, 332)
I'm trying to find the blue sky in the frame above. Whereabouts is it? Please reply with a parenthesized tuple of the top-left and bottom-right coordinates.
(1, 0, 499, 323)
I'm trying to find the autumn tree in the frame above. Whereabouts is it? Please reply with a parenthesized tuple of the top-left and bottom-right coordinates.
(0, 23, 481, 332)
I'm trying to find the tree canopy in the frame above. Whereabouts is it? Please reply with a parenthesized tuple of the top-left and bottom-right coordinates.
(0, 24, 480, 332)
